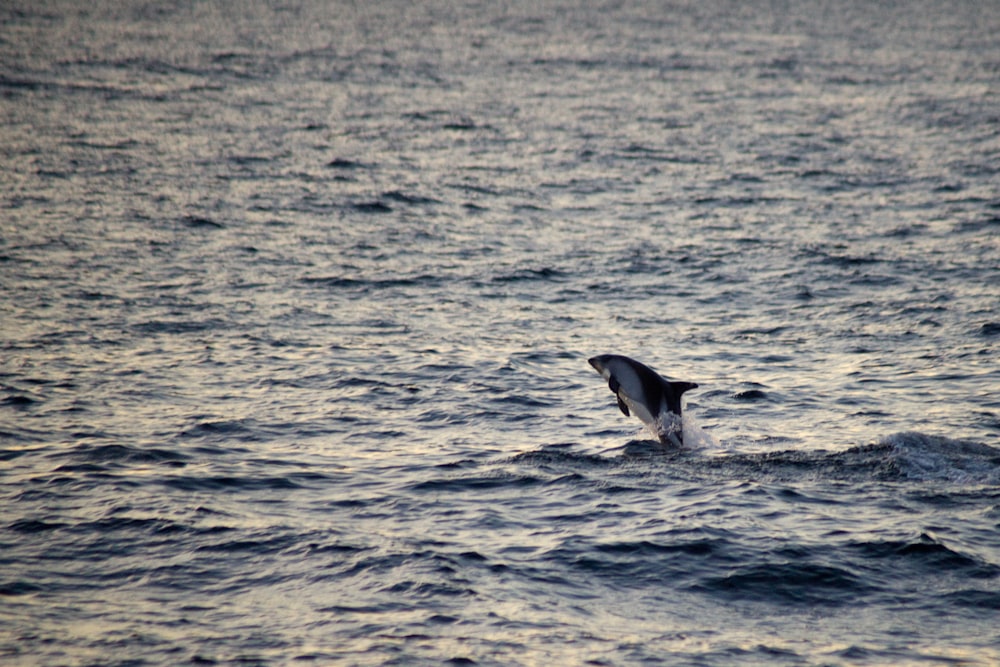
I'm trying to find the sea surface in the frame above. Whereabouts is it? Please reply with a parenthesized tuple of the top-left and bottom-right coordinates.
(2, 0, 1000, 664)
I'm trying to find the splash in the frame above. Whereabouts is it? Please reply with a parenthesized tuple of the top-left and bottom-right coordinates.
(681, 413, 721, 451)
(646, 412, 719, 450)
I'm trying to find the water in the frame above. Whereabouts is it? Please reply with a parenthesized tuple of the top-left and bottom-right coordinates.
(2, 0, 999, 664)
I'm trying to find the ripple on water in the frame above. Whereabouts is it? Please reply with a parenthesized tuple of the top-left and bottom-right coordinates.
(2, 0, 1000, 665)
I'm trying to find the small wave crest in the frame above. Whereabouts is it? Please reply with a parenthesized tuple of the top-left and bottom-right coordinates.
(877, 432, 1000, 484)
(689, 432, 1000, 484)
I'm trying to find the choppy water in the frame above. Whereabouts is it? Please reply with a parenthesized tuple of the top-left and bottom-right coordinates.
(2, 0, 1000, 664)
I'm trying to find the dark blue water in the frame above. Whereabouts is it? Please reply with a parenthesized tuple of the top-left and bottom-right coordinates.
(2, 0, 999, 664)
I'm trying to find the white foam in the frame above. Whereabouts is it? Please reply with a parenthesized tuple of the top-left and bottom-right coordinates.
(645, 412, 719, 451)
(681, 413, 721, 451)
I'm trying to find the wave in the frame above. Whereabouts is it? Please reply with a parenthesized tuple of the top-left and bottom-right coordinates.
(507, 432, 1000, 486)
(877, 431, 1000, 483)
(711, 432, 1000, 485)
(693, 561, 876, 606)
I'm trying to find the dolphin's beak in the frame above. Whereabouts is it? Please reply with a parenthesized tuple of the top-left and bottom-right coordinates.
(587, 356, 610, 380)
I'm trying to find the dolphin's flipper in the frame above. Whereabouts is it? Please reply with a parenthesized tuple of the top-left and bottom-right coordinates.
(609, 377, 620, 394)
(616, 394, 630, 416)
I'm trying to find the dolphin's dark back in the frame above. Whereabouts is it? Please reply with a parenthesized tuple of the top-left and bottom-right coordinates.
(625, 357, 698, 418)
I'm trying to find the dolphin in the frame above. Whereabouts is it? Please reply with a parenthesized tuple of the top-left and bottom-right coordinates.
(588, 354, 698, 446)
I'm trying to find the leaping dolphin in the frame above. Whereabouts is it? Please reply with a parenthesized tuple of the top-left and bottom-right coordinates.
(588, 354, 698, 446)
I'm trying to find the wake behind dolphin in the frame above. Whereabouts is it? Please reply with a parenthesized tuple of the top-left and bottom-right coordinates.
(588, 354, 698, 446)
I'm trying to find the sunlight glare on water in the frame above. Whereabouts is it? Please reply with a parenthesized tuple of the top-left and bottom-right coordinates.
(1, 0, 999, 664)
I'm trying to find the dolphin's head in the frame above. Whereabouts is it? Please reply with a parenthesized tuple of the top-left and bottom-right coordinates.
(587, 355, 613, 380)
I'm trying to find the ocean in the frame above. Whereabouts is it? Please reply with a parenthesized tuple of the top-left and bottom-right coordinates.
(2, 0, 999, 664)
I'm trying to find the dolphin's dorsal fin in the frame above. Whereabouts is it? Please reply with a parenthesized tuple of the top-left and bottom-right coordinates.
(662, 380, 699, 416)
